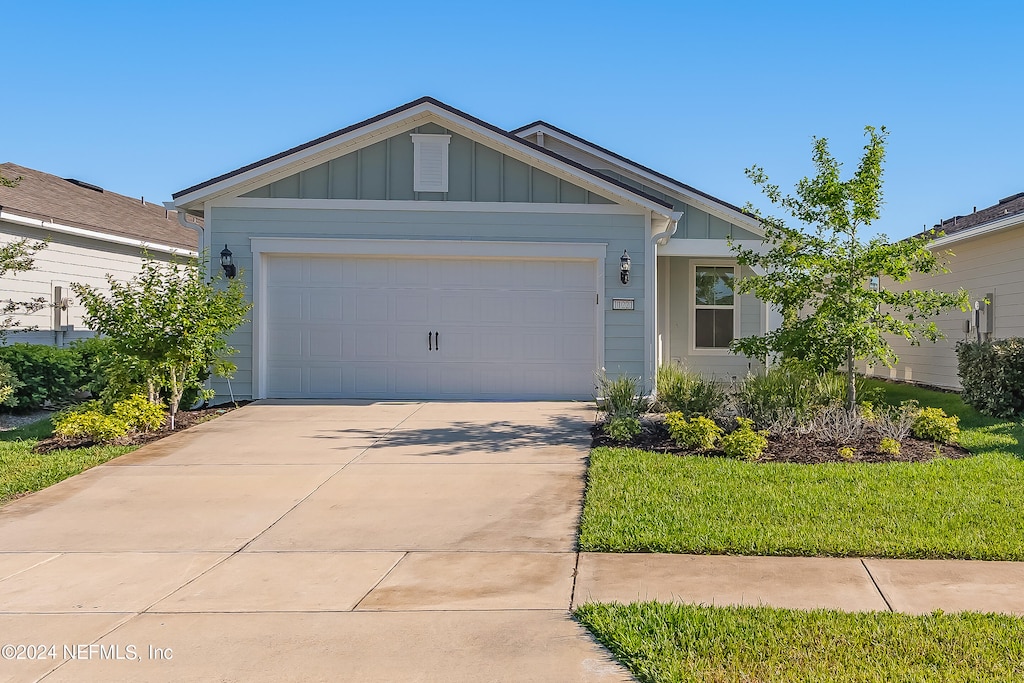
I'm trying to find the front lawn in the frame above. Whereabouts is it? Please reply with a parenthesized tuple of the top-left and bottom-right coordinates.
(0, 418, 135, 504)
(576, 602, 1024, 683)
(579, 381, 1024, 559)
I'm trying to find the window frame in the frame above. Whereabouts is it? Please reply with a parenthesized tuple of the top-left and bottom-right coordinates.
(689, 260, 740, 355)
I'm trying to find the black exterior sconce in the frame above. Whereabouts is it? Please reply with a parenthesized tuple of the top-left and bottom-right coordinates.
(220, 245, 236, 278)
(619, 250, 631, 285)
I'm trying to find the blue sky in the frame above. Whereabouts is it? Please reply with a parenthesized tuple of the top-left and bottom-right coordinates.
(4, 0, 1021, 239)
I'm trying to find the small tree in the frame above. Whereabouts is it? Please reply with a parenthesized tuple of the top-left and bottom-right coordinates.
(73, 255, 251, 429)
(731, 126, 969, 411)
(0, 174, 48, 338)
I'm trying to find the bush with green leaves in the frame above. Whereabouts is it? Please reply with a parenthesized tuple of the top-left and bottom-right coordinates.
(664, 412, 723, 450)
(912, 407, 960, 444)
(0, 359, 22, 406)
(0, 344, 88, 411)
(54, 402, 131, 442)
(720, 417, 769, 461)
(654, 365, 726, 416)
(112, 394, 166, 432)
(879, 437, 901, 456)
(54, 394, 166, 443)
(957, 339, 1024, 417)
(596, 371, 649, 419)
(604, 415, 642, 442)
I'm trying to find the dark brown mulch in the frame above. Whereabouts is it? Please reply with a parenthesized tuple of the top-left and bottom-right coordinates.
(32, 401, 253, 454)
(591, 418, 973, 464)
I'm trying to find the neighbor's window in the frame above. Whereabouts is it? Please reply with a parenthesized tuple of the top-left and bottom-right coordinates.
(694, 265, 735, 349)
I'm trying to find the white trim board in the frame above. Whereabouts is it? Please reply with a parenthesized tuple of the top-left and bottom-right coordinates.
(0, 210, 197, 257)
(249, 238, 608, 399)
(657, 238, 763, 257)
(213, 197, 646, 215)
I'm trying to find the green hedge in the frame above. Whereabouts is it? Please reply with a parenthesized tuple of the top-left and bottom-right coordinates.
(0, 344, 90, 411)
(957, 339, 1024, 418)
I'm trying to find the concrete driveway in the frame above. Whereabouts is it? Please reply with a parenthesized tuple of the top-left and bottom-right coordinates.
(0, 401, 631, 683)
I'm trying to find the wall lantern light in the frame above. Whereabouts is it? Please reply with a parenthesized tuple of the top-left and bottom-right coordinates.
(220, 245, 236, 279)
(619, 250, 631, 285)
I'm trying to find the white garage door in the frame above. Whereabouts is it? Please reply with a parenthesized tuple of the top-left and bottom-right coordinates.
(263, 255, 599, 399)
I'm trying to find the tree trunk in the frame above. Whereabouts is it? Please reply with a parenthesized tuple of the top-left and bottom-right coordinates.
(846, 346, 856, 413)
(168, 366, 178, 431)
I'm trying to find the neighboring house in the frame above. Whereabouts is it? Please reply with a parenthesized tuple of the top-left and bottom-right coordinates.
(0, 163, 199, 346)
(171, 97, 774, 401)
(867, 191, 1024, 389)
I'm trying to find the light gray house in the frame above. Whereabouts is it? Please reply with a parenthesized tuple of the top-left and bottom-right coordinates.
(867, 191, 1024, 389)
(171, 97, 773, 401)
(0, 163, 199, 346)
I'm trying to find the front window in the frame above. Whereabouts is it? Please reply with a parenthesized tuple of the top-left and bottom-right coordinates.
(694, 265, 735, 349)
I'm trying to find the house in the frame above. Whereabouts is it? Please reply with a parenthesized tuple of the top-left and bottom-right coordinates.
(0, 163, 199, 346)
(867, 192, 1024, 390)
(170, 97, 773, 401)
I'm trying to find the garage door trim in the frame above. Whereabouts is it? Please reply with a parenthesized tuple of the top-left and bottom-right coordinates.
(250, 238, 608, 399)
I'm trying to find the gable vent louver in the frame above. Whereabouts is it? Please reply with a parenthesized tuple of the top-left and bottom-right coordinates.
(411, 134, 451, 193)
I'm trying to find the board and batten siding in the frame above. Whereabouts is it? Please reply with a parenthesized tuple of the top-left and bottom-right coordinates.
(208, 206, 648, 400)
(242, 123, 615, 206)
(0, 220, 185, 346)
(659, 256, 762, 380)
(866, 222, 1024, 389)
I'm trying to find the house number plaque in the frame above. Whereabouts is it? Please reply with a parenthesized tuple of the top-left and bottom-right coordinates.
(611, 298, 635, 310)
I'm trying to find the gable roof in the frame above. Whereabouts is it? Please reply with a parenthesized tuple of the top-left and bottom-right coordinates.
(933, 191, 1024, 238)
(511, 119, 756, 225)
(0, 163, 198, 252)
(171, 97, 674, 214)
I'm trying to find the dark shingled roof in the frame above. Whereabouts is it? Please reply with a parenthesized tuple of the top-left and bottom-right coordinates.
(511, 119, 753, 219)
(172, 96, 674, 210)
(0, 163, 198, 251)
(934, 191, 1024, 237)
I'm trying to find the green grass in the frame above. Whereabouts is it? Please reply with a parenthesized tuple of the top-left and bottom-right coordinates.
(0, 417, 135, 504)
(576, 602, 1024, 683)
(579, 381, 1024, 559)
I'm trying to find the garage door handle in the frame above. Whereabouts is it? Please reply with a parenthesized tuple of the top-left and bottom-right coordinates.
(435, 331, 440, 351)
(428, 331, 433, 351)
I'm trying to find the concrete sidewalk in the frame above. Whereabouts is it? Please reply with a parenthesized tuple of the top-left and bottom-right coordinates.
(574, 553, 1024, 616)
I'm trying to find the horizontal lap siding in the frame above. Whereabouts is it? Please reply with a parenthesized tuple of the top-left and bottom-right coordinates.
(874, 224, 1024, 389)
(0, 221, 182, 340)
(209, 206, 647, 400)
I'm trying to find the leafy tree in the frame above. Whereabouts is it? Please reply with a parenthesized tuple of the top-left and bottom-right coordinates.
(73, 255, 251, 429)
(731, 126, 969, 411)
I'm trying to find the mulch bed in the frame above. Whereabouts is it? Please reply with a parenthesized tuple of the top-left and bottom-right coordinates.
(591, 418, 973, 464)
(32, 401, 252, 454)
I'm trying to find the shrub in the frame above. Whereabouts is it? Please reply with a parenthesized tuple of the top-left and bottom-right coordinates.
(54, 402, 131, 442)
(0, 344, 90, 411)
(112, 394, 166, 432)
(879, 437, 902, 456)
(837, 446, 856, 460)
(957, 339, 1024, 417)
(720, 417, 769, 461)
(803, 404, 870, 444)
(654, 365, 726, 416)
(664, 412, 722, 450)
(912, 407, 960, 444)
(596, 371, 649, 419)
(604, 415, 641, 442)
(873, 401, 918, 442)
(0, 359, 22, 406)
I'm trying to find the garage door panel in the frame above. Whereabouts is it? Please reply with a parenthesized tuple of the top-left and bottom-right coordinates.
(269, 327, 304, 358)
(308, 328, 344, 358)
(267, 365, 304, 396)
(269, 257, 305, 284)
(395, 294, 430, 323)
(265, 254, 599, 399)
